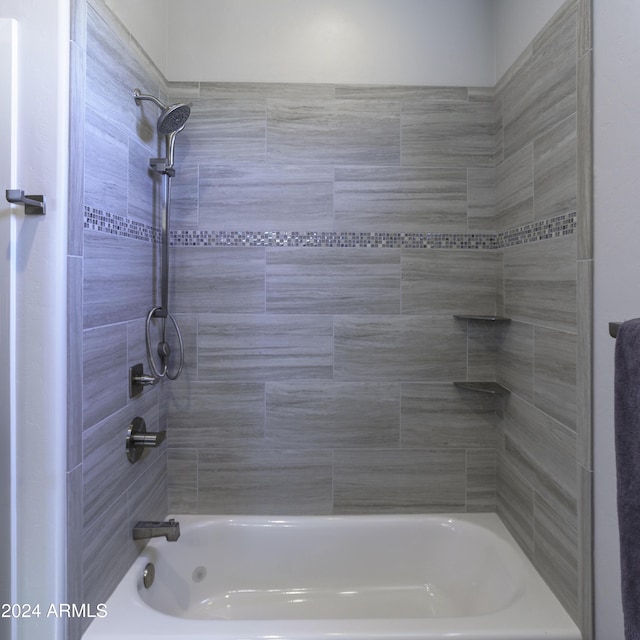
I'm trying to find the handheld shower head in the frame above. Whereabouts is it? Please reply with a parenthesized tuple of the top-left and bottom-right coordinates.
(158, 104, 191, 135)
(133, 88, 191, 135)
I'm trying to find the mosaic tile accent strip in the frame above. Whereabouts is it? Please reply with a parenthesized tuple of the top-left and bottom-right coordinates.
(169, 230, 498, 249)
(499, 212, 576, 248)
(84, 207, 576, 250)
(84, 207, 161, 244)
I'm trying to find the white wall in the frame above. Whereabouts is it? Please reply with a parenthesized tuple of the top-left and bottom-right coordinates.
(165, 0, 496, 85)
(105, 0, 168, 76)
(493, 0, 566, 81)
(593, 1, 637, 637)
(107, 0, 567, 87)
(0, 0, 68, 638)
(0, 19, 17, 639)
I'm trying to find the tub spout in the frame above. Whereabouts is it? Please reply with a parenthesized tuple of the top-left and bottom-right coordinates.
(133, 518, 180, 542)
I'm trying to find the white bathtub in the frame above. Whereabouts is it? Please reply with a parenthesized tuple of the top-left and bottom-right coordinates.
(83, 513, 581, 640)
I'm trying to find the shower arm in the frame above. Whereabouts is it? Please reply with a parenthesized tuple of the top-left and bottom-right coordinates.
(133, 88, 165, 110)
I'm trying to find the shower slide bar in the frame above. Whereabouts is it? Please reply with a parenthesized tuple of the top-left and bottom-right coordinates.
(133, 88, 191, 382)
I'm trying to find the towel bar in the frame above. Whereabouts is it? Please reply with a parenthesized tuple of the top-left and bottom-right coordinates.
(610, 322, 622, 338)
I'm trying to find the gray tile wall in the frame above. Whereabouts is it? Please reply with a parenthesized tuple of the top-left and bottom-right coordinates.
(68, 1, 170, 636)
(494, 0, 589, 630)
(69, 0, 591, 638)
(163, 81, 501, 518)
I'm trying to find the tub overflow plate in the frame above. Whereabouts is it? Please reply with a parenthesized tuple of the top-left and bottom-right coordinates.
(143, 562, 155, 589)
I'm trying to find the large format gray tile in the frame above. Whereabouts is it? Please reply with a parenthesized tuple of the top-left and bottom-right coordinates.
(334, 449, 466, 513)
(577, 259, 593, 468)
(170, 247, 265, 313)
(169, 163, 199, 229)
(198, 165, 334, 230)
(197, 449, 334, 514)
(334, 167, 467, 232)
(178, 97, 266, 163)
(198, 314, 333, 381)
(496, 321, 534, 401)
(267, 98, 401, 165)
(266, 382, 400, 448)
(402, 250, 498, 315)
(266, 248, 400, 314)
(402, 98, 494, 168)
(496, 452, 535, 558)
(168, 382, 266, 447)
(86, 1, 162, 143)
(534, 491, 579, 621)
(127, 137, 158, 227)
(335, 85, 468, 103)
(534, 114, 577, 221)
(84, 106, 129, 218)
(334, 316, 466, 382)
(466, 449, 496, 512)
(496, 144, 534, 230)
(503, 235, 577, 332)
(82, 323, 128, 430)
(534, 326, 577, 431)
(501, 3, 577, 157)
(401, 384, 496, 449)
(83, 231, 156, 329)
(199, 82, 335, 102)
(577, 0, 591, 56)
(127, 452, 168, 528)
(468, 167, 496, 232)
(167, 448, 198, 514)
(467, 320, 499, 381)
(82, 390, 161, 529)
(126, 317, 150, 378)
(82, 495, 136, 622)
(577, 50, 593, 261)
(494, 92, 504, 166)
(501, 394, 578, 515)
(68, 257, 83, 469)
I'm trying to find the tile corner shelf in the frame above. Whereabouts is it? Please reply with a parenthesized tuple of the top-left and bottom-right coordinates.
(453, 315, 511, 322)
(453, 381, 511, 396)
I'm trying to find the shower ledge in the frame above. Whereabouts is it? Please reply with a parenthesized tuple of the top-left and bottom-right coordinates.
(453, 381, 510, 396)
(453, 315, 511, 322)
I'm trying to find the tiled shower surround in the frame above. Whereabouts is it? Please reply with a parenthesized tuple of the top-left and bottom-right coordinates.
(163, 81, 500, 513)
(69, 0, 592, 638)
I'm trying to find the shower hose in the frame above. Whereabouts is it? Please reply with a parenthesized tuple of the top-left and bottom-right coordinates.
(145, 307, 184, 380)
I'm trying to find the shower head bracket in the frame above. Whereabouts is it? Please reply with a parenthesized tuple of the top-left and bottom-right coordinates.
(149, 157, 175, 177)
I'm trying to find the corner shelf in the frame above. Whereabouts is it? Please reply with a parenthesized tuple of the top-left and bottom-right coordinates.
(452, 315, 512, 397)
(453, 381, 510, 396)
(453, 315, 511, 322)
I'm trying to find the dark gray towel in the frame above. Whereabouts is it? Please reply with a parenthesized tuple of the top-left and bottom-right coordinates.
(615, 318, 640, 640)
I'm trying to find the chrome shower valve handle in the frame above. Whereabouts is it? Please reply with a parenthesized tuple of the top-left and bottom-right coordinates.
(126, 416, 166, 463)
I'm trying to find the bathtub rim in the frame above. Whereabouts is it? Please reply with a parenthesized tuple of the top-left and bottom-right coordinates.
(82, 512, 582, 640)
